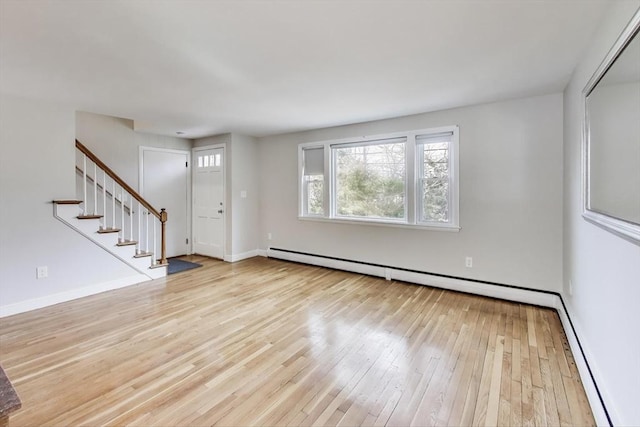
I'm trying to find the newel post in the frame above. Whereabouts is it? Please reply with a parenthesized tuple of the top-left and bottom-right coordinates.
(160, 208, 168, 265)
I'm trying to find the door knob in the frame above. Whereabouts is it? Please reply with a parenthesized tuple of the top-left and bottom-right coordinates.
(218, 209, 223, 214)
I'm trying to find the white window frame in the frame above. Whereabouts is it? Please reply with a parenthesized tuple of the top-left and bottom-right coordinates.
(298, 125, 460, 231)
(415, 130, 459, 229)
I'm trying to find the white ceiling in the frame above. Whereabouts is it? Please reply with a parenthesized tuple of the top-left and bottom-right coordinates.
(0, 0, 611, 139)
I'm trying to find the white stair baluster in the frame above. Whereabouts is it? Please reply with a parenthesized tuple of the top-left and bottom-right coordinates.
(93, 162, 97, 215)
(82, 155, 87, 215)
(120, 191, 125, 242)
(145, 211, 149, 254)
(102, 170, 107, 230)
(129, 196, 133, 243)
(152, 218, 157, 265)
(112, 179, 116, 230)
(137, 201, 141, 254)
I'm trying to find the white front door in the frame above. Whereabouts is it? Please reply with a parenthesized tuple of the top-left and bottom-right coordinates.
(141, 148, 190, 258)
(193, 147, 225, 259)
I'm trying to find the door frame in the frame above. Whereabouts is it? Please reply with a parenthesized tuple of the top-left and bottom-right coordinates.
(139, 146, 192, 255)
(192, 144, 226, 260)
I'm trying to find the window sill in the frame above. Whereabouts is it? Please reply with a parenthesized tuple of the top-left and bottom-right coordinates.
(298, 216, 460, 232)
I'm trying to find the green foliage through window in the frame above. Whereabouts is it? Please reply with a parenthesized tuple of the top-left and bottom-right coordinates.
(421, 142, 449, 222)
(306, 175, 324, 215)
(335, 141, 405, 220)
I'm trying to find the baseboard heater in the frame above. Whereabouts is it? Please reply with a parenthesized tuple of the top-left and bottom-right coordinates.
(266, 247, 613, 427)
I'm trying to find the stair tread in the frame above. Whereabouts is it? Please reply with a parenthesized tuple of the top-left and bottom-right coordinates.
(77, 215, 103, 219)
(149, 262, 169, 269)
(97, 228, 120, 234)
(134, 252, 153, 258)
(117, 240, 138, 246)
(53, 200, 83, 205)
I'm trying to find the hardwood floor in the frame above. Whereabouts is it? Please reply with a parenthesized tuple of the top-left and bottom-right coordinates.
(0, 256, 594, 426)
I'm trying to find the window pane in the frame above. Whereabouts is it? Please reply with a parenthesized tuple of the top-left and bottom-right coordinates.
(422, 178, 449, 222)
(335, 140, 405, 220)
(306, 175, 324, 215)
(420, 141, 450, 222)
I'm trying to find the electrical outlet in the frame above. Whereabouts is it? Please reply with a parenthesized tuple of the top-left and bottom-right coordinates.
(36, 266, 48, 279)
(267, 233, 272, 240)
(465, 257, 473, 268)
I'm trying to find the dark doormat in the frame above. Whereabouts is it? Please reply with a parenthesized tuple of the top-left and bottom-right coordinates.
(167, 258, 202, 275)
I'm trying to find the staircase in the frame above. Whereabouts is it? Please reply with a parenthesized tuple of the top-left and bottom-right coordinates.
(53, 140, 168, 280)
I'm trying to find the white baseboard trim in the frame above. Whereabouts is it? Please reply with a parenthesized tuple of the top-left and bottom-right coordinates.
(554, 297, 612, 426)
(391, 269, 558, 307)
(256, 249, 268, 257)
(0, 274, 149, 318)
(267, 248, 611, 425)
(267, 248, 557, 307)
(224, 249, 261, 263)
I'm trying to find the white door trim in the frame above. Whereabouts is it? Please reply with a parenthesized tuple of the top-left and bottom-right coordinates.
(139, 146, 192, 254)
(192, 144, 226, 259)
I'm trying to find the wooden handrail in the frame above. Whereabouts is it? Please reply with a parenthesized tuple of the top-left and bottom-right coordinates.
(76, 139, 167, 265)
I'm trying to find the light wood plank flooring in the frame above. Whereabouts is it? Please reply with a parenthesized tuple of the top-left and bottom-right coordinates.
(0, 256, 594, 426)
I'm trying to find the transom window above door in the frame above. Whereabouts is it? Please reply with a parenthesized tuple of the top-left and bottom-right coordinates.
(197, 153, 221, 168)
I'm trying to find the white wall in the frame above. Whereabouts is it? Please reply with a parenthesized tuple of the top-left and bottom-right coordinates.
(258, 93, 564, 291)
(193, 134, 231, 149)
(563, 3, 640, 425)
(229, 134, 259, 258)
(0, 94, 138, 312)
